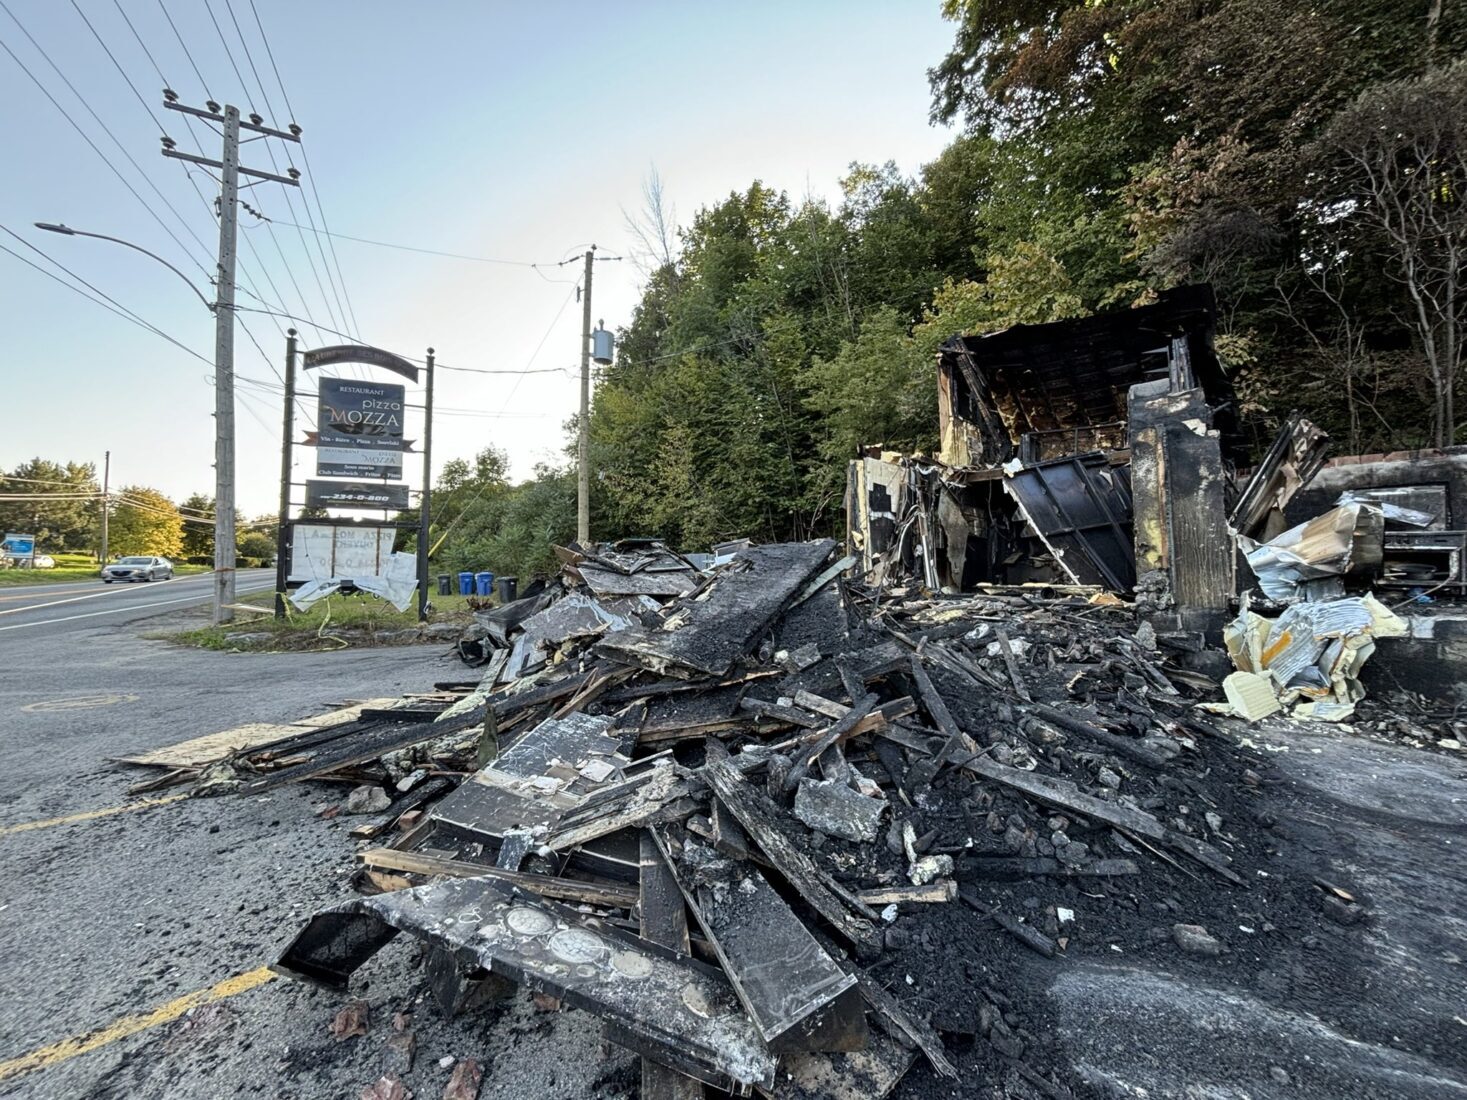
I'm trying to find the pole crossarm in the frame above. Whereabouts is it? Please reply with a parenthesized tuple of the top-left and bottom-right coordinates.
(163, 98, 301, 142)
(162, 148, 299, 187)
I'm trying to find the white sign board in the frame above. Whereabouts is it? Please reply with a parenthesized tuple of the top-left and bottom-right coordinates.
(289, 523, 397, 583)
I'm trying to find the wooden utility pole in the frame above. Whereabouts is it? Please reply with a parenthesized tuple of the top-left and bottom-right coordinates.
(99, 449, 109, 563)
(161, 95, 301, 623)
(212, 104, 240, 624)
(274, 331, 298, 619)
(418, 349, 435, 622)
(577, 246, 595, 545)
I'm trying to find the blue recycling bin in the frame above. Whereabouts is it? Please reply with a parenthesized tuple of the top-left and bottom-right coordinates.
(475, 571, 496, 597)
(457, 572, 475, 596)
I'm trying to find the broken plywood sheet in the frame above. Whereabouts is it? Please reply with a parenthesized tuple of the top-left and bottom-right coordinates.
(430, 712, 628, 844)
(112, 698, 401, 769)
(653, 825, 864, 1052)
(274, 877, 777, 1092)
(578, 565, 700, 598)
(598, 541, 836, 677)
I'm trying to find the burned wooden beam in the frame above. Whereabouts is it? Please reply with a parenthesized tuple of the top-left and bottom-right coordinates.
(349, 776, 457, 841)
(856, 882, 956, 905)
(856, 974, 958, 1080)
(991, 626, 1033, 703)
(701, 757, 880, 952)
(356, 848, 637, 909)
(785, 694, 878, 790)
(1023, 702, 1169, 770)
(958, 755, 1240, 883)
(637, 832, 703, 1100)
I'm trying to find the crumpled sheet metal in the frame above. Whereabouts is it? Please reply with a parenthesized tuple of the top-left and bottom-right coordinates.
(1238, 503, 1384, 600)
(274, 877, 778, 1091)
(1208, 593, 1407, 722)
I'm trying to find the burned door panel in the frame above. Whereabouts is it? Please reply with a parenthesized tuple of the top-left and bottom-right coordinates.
(1002, 454, 1136, 590)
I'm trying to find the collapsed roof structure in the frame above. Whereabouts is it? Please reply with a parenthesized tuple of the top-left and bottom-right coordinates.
(848, 285, 1467, 647)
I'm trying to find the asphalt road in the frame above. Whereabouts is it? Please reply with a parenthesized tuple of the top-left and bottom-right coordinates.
(0, 570, 275, 637)
(0, 582, 620, 1100)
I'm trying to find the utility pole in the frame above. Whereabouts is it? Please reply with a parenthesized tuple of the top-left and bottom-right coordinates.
(577, 246, 595, 545)
(274, 331, 297, 620)
(418, 349, 435, 622)
(161, 94, 301, 624)
(99, 449, 109, 563)
(213, 105, 240, 623)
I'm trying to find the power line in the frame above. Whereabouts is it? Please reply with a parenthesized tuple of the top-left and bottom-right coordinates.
(111, 0, 169, 87)
(491, 283, 580, 414)
(238, 217, 579, 277)
(157, 0, 212, 99)
(61, 1, 299, 401)
(0, 226, 212, 366)
(104, 0, 325, 405)
(197, 0, 351, 370)
(0, 4, 214, 280)
(69, 0, 168, 132)
(225, 0, 359, 341)
(0, 477, 100, 488)
(231, 304, 575, 377)
(244, 0, 363, 338)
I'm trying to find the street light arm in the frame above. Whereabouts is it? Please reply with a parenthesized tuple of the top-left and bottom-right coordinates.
(34, 222, 215, 313)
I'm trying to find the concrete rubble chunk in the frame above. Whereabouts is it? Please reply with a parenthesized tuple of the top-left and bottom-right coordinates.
(345, 785, 392, 814)
(793, 777, 886, 843)
(1172, 923, 1225, 956)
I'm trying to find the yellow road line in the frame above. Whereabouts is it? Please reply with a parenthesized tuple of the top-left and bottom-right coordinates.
(0, 794, 189, 837)
(0, 966, 278, 1083)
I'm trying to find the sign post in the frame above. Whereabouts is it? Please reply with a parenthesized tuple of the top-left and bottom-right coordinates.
(274, 330, 297, 619)
(276, 340, 434, 621)
(418, 349, 434, 622)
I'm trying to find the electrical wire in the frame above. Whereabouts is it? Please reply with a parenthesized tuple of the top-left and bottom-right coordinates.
(230, 304, 574, 377)
(0, 477, 101, 488)
(0, 5, 214, 280)
(237, 216, 578, 280)
(112, 3, 331, 399)
(157, 0, 212, 99)
(245, 0, 362, 335)
(202, 0, 344, 342)
(224, 0, 358, 342)
(0, 230, 213, 366)
(490, 283, 580, 414)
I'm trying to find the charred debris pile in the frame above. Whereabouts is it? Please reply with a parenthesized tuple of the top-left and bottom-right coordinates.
(148, 536, 1279, 1097)
(121, 285, 1467, 1096)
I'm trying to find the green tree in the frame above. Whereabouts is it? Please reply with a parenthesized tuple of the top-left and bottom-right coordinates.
(179, 492, 215, 559)
(109, 487, 183, 558)
(237, 531, 276, 564)
(0, 458, 99, 551)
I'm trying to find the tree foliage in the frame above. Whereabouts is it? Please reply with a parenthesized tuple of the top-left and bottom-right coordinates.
(439, 1, 1467, 567)
(0, 458, 99, 551)
(109, 486, 183, 558)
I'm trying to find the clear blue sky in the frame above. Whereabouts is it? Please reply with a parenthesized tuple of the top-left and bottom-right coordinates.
(1, 0, 958, 515)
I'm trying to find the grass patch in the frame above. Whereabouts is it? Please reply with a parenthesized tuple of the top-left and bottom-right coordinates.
(0, 552, 209, 587)
(167, 587, 475, 652)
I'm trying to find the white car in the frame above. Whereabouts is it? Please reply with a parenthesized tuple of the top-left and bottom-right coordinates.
(32, 554, 55, 568)
(102, 556, 173, 583)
